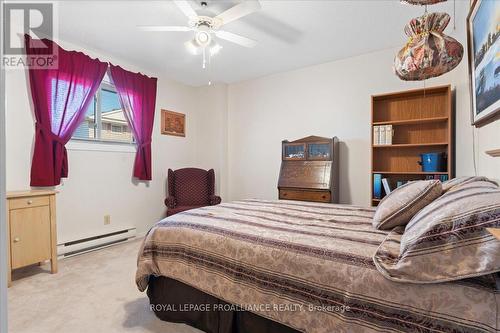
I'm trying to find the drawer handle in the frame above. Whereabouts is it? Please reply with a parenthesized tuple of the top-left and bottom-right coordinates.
(283, 193, 287, 196)
(27, 200, 33, 205)
(13, 237, 20, 243)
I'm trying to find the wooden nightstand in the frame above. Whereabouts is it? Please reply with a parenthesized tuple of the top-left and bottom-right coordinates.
(6, 190, 58, 287)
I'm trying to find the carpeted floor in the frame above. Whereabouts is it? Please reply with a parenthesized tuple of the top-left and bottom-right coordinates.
(8, 238, 202, 333)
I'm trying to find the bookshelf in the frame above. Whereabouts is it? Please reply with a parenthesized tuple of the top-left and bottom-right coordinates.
(371, 85, 454, 206)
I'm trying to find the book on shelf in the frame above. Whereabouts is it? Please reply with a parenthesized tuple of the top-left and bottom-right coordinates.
(373, 125, 393, 145)
(385, 125, 393, 145)
(373, 126, 380, 145)
(379, 126, 386, 145)
(373, 174, 382, 199)
(382, 178, 391, 195)
(425, 174, 449, 182)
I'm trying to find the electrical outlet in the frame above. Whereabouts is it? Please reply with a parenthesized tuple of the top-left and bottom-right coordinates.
(104, 215, 111, 225)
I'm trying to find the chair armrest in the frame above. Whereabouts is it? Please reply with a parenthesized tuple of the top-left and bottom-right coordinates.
(209, 195, 221, 206)
(165, 196, 177, 209)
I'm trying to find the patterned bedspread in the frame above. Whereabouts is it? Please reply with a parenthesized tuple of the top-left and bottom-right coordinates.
(136, 199, 500, 333)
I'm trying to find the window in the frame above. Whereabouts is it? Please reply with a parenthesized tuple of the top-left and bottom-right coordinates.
(72, 73, 133, 143)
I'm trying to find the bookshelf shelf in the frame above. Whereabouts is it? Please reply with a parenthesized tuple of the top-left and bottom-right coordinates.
(373, 143, 448, 148)
(373, 171, 449, 175)
(373, 116, 448, 126)
(371, 85, 454, 206)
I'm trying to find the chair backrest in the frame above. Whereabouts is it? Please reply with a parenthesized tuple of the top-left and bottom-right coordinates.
(168, 168, 215, 206)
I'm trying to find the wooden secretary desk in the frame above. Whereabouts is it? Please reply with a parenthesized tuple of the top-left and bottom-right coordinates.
(278, 136, 339, 203)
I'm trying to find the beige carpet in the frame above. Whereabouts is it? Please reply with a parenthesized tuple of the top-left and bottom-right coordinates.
(8, 238, 202, 333)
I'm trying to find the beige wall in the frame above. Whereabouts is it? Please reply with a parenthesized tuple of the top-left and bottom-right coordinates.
(226, 47, 500, 205)
(5, 39, 201, 243)
(195, 84, 229, 201)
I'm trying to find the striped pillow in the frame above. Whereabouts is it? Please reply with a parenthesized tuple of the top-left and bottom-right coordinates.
(372, 180, 442, 230)
(441, 176, 491, 192)
(373, 180, 500, 283)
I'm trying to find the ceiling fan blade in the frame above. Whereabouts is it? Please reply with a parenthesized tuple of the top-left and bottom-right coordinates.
(215, 0, 261, 26)
(138, 26, 192, 32)
(173, 0, 198, 20)
(215, 30, 257, 48)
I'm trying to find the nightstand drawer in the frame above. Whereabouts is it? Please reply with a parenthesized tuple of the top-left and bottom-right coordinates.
(9, 196, 50, 210)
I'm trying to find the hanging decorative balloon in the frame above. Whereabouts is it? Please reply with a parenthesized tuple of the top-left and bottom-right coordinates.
(394, 12, 463, 81)
(400, 0, 446, 5)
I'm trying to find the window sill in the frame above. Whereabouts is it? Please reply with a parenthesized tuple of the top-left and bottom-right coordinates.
(67, 139, 136, 153)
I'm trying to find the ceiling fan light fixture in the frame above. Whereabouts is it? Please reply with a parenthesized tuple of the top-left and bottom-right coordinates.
(185, 39, 201, 55)
(210, 43, 222, 56)
(195, 31, 211, 47)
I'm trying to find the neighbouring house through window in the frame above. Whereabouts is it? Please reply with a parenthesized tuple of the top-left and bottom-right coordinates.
(72, 72, 134, 143)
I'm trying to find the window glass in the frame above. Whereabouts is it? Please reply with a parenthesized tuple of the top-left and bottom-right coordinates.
(71, 76, 133, 144)
(73, 97, 96, 140)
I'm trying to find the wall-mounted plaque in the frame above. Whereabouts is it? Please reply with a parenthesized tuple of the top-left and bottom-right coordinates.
(161, 109, 185, 137)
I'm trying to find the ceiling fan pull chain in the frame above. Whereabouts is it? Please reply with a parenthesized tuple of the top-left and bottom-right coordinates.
(202, 48, 207, 69)
(208, 52, 213, 86)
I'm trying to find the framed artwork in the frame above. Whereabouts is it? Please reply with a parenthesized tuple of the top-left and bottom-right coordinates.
(467, 0, 500, 126)
(161, 110, 185, 137)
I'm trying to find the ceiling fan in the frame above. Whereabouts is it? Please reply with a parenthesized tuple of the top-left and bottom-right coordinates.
(140, 0, 261, 61)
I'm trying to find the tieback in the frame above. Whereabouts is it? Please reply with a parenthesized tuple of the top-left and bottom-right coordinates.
(138, 140, 152, 148)
(35, 123, 65, 145)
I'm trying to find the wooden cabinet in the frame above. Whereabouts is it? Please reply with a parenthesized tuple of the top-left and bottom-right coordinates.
(6, 190, 58, 286)
(278, 136, 339, 203)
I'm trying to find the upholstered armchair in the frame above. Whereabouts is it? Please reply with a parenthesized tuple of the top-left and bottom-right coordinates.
(165, 168, 222, 216)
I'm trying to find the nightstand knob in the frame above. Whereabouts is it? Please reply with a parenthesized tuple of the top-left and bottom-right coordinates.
(13, 237, 20, 243)
(27, 200, 33, 205)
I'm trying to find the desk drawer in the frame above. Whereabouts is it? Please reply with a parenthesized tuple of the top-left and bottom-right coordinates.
(279, 189, 331, 203)
(9, 196, 50, 210)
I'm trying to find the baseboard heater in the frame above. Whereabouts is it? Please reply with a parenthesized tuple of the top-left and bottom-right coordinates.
(57, 228, 137, 258)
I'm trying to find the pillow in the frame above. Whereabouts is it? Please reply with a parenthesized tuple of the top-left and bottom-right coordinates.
(373, 183, 500, 283)
(441, 176, 491, 193)
(372, 180, 442, 230)
(445, 178, 499, 193)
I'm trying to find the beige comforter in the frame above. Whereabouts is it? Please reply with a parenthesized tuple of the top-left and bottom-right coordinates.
(136, 199, 499, 333)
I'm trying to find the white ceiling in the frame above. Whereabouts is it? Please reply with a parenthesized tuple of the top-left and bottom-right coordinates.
(58, 0, 469, 87)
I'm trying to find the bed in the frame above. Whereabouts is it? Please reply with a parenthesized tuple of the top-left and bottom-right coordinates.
(136, 199, 500, 333)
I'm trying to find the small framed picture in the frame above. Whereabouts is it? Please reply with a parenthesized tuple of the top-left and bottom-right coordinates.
(466, 0, 500, 126)
(161, 110, 185, 137)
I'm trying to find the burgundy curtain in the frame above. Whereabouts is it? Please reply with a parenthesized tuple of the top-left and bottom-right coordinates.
(25, 35, 108, 186)
(109, 65, 157, 181)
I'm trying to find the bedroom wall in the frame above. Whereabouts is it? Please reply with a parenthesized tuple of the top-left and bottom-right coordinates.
(5, 39, 201, 243)
(195, 84, 229, 201)
(226, 48, 500, 206)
